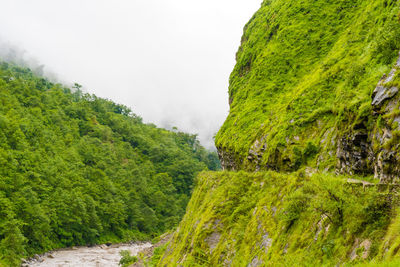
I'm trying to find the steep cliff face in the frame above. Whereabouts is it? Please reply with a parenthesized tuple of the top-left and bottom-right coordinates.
(157, 0, 400, 266)
(215, 0, 400, 182)
(371, 56, 400, 182)
(335, 53, 400, 183)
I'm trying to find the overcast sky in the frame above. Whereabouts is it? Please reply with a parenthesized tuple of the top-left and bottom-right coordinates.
(0, 0, 262, 149)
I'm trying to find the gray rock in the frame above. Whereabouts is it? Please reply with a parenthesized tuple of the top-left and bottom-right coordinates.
(336, 131, 373, 175)
(371, 85, 398, 108)
(248, 256, 263, 267)
(217, 148, 241, 171)
(372, 52, 400, 109)
(261, 233, 272, 253)
(205, 231, 221, 254)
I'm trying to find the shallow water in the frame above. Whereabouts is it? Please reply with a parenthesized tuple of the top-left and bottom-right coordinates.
(26, 242, 152, 267)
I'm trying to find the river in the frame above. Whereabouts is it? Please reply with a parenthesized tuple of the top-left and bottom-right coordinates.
(24, 242, 152, 267)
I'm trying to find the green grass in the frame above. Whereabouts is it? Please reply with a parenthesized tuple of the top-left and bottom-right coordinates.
(148, 243, 169, 266)
(119, 250, 138, 267)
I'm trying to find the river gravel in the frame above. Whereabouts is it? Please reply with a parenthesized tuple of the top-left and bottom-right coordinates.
(25, 242, 152, 267)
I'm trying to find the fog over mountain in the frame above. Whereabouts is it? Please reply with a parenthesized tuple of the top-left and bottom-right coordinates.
(0, 0, 262, 149)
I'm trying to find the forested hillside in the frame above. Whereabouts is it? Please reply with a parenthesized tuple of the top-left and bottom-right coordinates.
(0, 62, 219, 266)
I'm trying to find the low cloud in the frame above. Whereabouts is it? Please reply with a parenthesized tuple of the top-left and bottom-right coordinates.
(0, 0, 261, 150)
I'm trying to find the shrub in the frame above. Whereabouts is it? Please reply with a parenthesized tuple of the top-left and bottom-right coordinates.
(119, 250, 138, 267)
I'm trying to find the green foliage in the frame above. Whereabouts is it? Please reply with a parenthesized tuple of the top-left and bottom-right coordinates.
(0, 62, 220, 265)
(119, 250, 138, 267)
(161, 171, 397, 266)
(149, 243, 168, 267)
(215, 0, 400, 171)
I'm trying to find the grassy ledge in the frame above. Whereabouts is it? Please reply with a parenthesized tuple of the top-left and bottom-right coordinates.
(159, 170, 400, 266)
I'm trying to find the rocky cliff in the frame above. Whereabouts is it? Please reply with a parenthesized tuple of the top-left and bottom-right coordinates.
(215, 0, 400, 183)
(157, 0, 400, 266)
(335, 54, 400, 183)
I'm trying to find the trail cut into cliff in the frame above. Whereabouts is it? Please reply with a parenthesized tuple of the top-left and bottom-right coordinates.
(157, 0, 400, 266)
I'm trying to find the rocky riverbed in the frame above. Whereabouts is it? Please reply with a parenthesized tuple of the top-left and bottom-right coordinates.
(23, 242, 152, 267)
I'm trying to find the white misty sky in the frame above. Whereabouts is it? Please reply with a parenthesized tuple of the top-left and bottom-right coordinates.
(0, 0, 261, 149)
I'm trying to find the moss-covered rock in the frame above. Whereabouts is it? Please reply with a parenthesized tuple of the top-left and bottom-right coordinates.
(215, 0, 400, 177)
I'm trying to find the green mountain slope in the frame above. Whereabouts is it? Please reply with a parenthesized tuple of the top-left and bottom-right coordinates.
(216, 0, 400, 175)
(160, 171, 400, 266)
(0, 62, 219, 266)
(157, 0, 400, 266)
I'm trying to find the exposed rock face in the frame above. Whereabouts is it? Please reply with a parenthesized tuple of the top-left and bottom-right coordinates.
(260, 233, 272, 253)
(336, 131, 373, 175)
(371, 124, 400, 183)
(218, 135, 308, 172)
(371, 83, 398, 108)
(217, 148, 242, 171)
(205, 231, 221, 254)
(248, 256, 263, 267)
(370, 56, 400, 182)
(337, 52, 400, 183)
(247, 137, 267, 171)
(350, 239, 372, 261)
(218, 53, 400, 183)
(370, 57, 400, 182)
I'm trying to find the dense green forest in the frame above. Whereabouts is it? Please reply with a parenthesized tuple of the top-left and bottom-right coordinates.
(0, 61, 219, 266)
